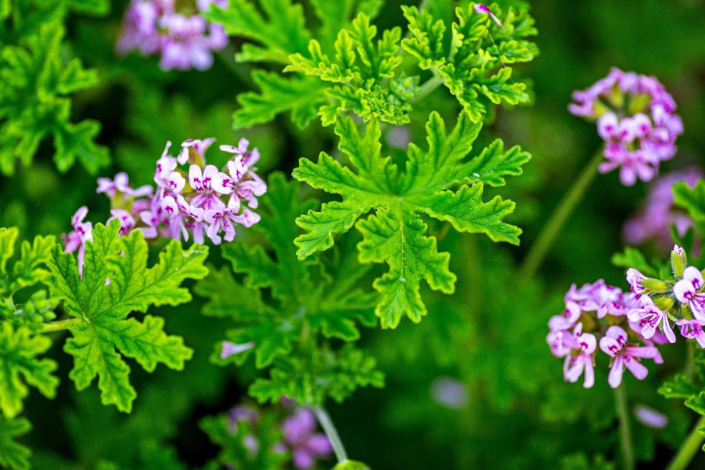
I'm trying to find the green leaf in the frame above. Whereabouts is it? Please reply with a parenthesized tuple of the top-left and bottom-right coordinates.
(658, 374, 700, 400)
(203, 0, 311, 63)
(0, 23, 109, 174)
(685, 391, 705, 416)
(47, 221, 208, 412)
(232, 70, 326, 130)
(403, 3, 538, 121)
(197, 174, 378, 403)
(460, 139, 531, 187)
(309, 0, 383, 53)
(673, 180, 705, 235)
(0, 323, 59, 418)
(286, 14, 413, 126)
(611, 247, 660, 278)
(0, 227, 58, 331)
(250, 345, 384, 406)
(294, 112, 526, 327)
(0, 417, 31, 470)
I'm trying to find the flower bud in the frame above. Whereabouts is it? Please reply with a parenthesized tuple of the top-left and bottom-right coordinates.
(671, 245, 687, 279)
(653, 295, 674, 311)
(641, 278, 669, 293)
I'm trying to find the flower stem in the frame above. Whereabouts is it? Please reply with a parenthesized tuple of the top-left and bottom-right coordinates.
(518, 151, 603, 280)
(667, 416, 705, 470)
(40, 318, 81, 333)
(615, 386, 635, 470)
(313, 405, 348, 464)
(686, 340, 696, 379)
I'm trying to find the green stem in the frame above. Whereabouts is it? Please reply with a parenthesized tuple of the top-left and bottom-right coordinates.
(518, 151, 603, 279)
(40, 318, 81, 333)
(686, 340, 696, 379)
(615, 386, 635, 470)
(667, 416, 705, 470)
(413, 73, 445, 103)
(313, 405, 348, 464)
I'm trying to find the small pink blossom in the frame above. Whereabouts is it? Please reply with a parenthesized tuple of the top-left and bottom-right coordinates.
(473, 4, 503, 28)
(220, 341, 255, 359)
(674, 266, 705, 320)
(563, 324, 597, 388)
(675, 319, 705, 348)
(627, 295, 676, 343)
(62, 207, 93, 277)
(599, 326, 660, 388)
(281, 409, 333, 469)
(548, 301, 581, 331)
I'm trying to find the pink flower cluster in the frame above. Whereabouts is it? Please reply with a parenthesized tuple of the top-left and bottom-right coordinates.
(63, 138, 266, 274)
(117, 0, 228, 71)
(549, 245, 705, 389)
(227, 405, 332, 469)
(547, 280, 662, 389)
(569, 68, 683, 186)
(623, 167, 703, 249)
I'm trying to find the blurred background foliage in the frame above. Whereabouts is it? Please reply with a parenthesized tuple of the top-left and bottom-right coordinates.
(2, 0, 705, 468)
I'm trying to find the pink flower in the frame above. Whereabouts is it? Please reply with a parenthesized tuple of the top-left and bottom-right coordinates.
(154, 142, 186, 197)
(548, 301, 581, 331)
(220, 341, 255, 359)
(564, 280, 625, 318)
(189, 164, 225, 211)
(674, 266, 705, 320)
(177, 138, 215, 165)
(599, 149, 656, 187)
(281, 409, 333, 469)
(563, 324, 597, 388)
(107, 209, 137, 236)
(547, 329, 573, 358)
(97, 172, 152, 198)
(117, 0, 228, 71)
(473, 4, 503, 28)
(161, 195, 204, 242)
(569, 68, 683, 186)
(627, 295, 676, 343)
(62, 207, 94, 277)
(626, 268, 647, 294)
(675, 319, 705, 348)
(599, 326, 660, 388)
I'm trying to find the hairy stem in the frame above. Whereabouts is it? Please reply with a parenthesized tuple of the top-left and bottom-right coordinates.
(615, 386, 635, 470)
(40, 318, 81, 333)
(313, 405, 348, 463)
(667, 416, 705, 470)
(519, 151, 603, 279)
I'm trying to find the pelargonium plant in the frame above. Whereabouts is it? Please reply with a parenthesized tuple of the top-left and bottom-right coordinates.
(5, 1, 705, 470)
